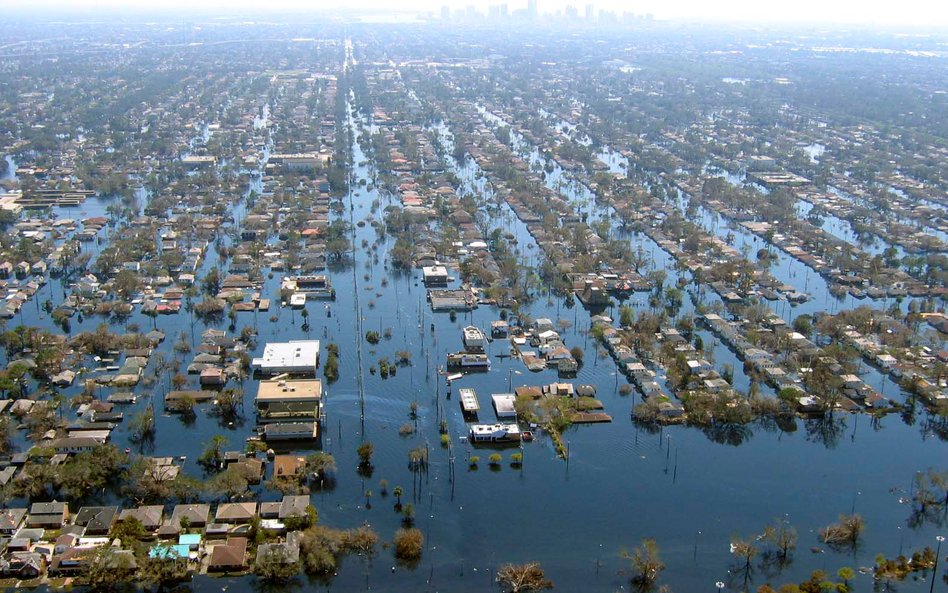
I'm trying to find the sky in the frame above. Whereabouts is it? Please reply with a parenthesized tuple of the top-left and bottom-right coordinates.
(6, 0, 948, 28)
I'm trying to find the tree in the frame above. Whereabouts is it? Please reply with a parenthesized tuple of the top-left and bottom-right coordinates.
(761, 518, 797, 563)
(171, 373, 187, 391)
(393, 527, 424, 564)
(622, 538, 665, 589)
(345, 524, 379, 558)
(324, 347, 340, 382)
(837, 567, 855, 588)
(497, 562, 553, 593)
(401, 503, 415, 527)
(177, 393, 197, 420)
(0, 417, 14, 456)
(357, 441, 374, 467)
(139, 551, 189, 589)
(253, 545, 300, 583)
(792, 314, 814, 338)
(56, 445, 127, 499)
(111, 517, 146, 545)
(819, 514, 864, 549)
(299, 526, 343, 575)
(129, 407, 155, 443)
(731, 535, 758, 573)
(306, 452, 336, 478)
(85, 546, 137, 592)
(202, 266, 221, 295)
(113, 269, 141, 301)
(198, 435, 228, 472)
(210, 466, 251, 499)
(213, 388, 243, 421)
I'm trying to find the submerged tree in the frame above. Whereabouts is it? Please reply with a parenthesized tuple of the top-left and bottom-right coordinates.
(393, 527, 424, 566)
(357, 441, 374, 468)
(622, 538, 665, 590)
(253, 545, 300, 583)
(761, 518, 797, 565)
(819, 514, 864, 549)
(497, 562, 554, 593)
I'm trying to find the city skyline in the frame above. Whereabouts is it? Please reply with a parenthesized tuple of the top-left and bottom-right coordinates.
(5, 0, 948, 28)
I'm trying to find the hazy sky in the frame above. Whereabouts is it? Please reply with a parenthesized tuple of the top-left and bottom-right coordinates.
(8, 0, 948, 27)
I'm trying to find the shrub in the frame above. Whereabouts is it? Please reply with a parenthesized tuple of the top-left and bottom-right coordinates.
(820, 514, 864, 548)
(393, 528, 424, 562)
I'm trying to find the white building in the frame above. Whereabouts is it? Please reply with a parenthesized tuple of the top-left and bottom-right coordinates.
(491, 394, 517, 419)
(422, 265, 449, 285)
(469, 423, 521, 442)
(252, 341, 321, 376)
(462, 326, 487, 353)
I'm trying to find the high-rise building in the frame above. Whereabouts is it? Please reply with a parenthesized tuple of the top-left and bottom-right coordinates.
(441, 5, 450, 20)
(585, 3, 594, 19)
(527, 0, 538, 18)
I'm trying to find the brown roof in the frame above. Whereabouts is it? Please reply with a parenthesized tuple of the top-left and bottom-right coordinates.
(514, 385, 542, 399)
(272, 455, 306, 478)
(170, 504, 210, 527)
(215, 502, 257, 523)
(209, 537, 248, 570)
(118, 505, 163, 530)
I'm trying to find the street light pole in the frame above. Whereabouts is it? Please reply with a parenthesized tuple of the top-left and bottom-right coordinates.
(931, 535, 944, 593)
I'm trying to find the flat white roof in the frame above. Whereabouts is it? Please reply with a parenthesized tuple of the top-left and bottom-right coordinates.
(459, 388, 480, 411)
(252, 340, 320, 373)
(491, 394, 516, 417)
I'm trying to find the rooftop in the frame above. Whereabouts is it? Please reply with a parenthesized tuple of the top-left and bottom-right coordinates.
(256, 378, 322, 401)
(252, 340, 320, 374)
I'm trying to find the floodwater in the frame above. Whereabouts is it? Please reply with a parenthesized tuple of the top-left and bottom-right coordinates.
(7, 90, 947, 593)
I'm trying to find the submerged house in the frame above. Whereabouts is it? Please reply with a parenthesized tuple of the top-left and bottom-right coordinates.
(254, 377, 322, 424)
(468, 423, 521, 443)
(251, 341, 321, 376)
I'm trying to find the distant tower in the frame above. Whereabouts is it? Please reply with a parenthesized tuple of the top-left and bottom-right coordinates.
(585, 3, 594, 19)
(528, 0, 538, 18)
(441, 5, 450, 19)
